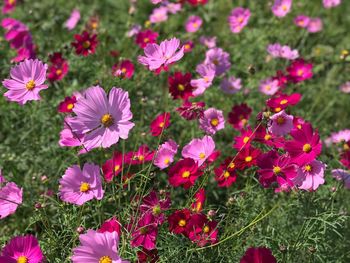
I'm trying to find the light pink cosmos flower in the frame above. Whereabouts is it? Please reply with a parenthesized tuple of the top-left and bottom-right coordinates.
(294, 15, 310, 28)
(268, 110, 294, 136)
(182, 135, 215, 166)
(67, 86, 134, 151)
(339, 81, 350, 93)
(0, 181, 22, 219)
(199, 36, 217, 49)
(296, 160, 326, 191)
(150, 0, 162, 4)
(199, 108, 225, 135)
(332, 169, 350, 189)
(185, 15, 202, 33)
(267, 43, 299, 60)
(65, 9, 80, 30)
(72, 230, 129, 263)
(138, 38, 184, 72)
(149, 6, 168, 24)
(329, 129, 350, 144)
(2, 59, 48, 105)
(166, 2, 182, 14)
(154, 139, 178, 169)
(204, 47, 231, 76)
(228, 7, 250, 33)
(259, 78, 279, 95)
(323, 0, 341, 8)
(307, 18, 323, 33)
(127, 24, 141, 37)
(191, 63, 216, 96)
(59, 163, 104, 206)
(220, 76, 242, 94)
(271, 0, 292, 17)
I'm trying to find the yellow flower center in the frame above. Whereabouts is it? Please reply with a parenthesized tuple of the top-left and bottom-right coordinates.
(164, 158, 170, 165)
(303, 143, 312, 153)
(238, 17, 244, 23)
(199, 152, 206, 159)
(56, 69, 62, 75)
(67, 103, 74, 110)
(114, 165, 120, 172)
(297, 69, 304, 76)
(280, 99, 288, 105)
(264, 134, 272, 141)
(121, 68, 127, 73)
(282, 4, 288, 11)
(178, 219, 186, 227)
(184, 44, 191, 50)
(138, 155, 145, 161)
(82, 41, 91, 49)
(275, 107, 282, 112)
(196, 202, 202, 212)
(243, 136, 250, 144)
(25, 80, 36, 90)
(343, 143, 349, 151)
(152, 205, 161, 215)
(229, 163, 235, 169)
(245, 156, 252, 162)
(265, 85, 271, 91)
(224, 171, 230, 178)
(17, 256, 28, 263)
(177, 84, 185, 91)
(182, 171, 190, 178)
(211, 118, 219, 127)
(213, 59, 219, 65)
(144, 20, 151, 28)
(277, 116, 285, 125)
(159, 122, 165, 128)
(192, 22, 198, 28)
(101, 114, 114, 127)
(304, 164, 312, 172)
(297, 124, 302, 129)
(91, 22, 98, 29)
(273, 166, 281, 174)
(80, 182, 90, 192)
(99, 256, 112, 263)
(143, 37, 149, 43)
(203, 225, 210, 233)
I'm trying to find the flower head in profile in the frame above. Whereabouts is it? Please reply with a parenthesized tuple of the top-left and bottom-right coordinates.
(296, 160, 326, 191)
(240, 247, 277, 263)
(150, 112, 171, 136)
(65, 9, 80, 30)
(72, 230, 128, 263)
(182, 135, 215, 166)
(220, 76, 242, 94)
(154, 140, 178, 169)
(259, 78, 279, 96)
(112, 60, 134, 79)
(199, 108, 225, 135)
(268, 110, 294, 137)
(71, 31, 98, 56)
(187, 0, 208, 5)
(59, 163, 104, 206)
(67, 86, 134, 151)
(98, 217, 122, 236)
(135, 29, 158, 49)
(168, 72, 194, 100)
(267, 43, 299, 60)
(0, 235, 44, 262)
(228, 7, 250, 33)
(271, 0, 292, 17)
(2, 59, 48, 105)
(185, 15, 202, 33)
(204, 47, 231, 76)
(102, 151, 124, 182)
(138, 38, 184, 73)
(47, 52, 69, 82)
(176, 101, 205, 120)
(131, 213, 158, 250)
(0, 181, 22, 219)
(168, 158, 203, 189)
(191, 188, 205, 212)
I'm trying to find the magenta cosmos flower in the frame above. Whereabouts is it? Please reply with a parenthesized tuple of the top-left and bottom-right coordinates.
(182, 135, 215, 166)
(65, 9, 80, 30)
(199, 108, 225, 135)
(271, 0, 292, 17)
(72, 230, 129, 263)
(131, 213, 158, 250)
(268, 110, 294, 137)
(59, 163, 104, 206)
(240, 247, 277, 263)
(150, 112, 171, 136)
(2, 0, 16, 14)
(67, 86, 134, 151)
(294, 15, 310, 28)
(204, 47, 231, 76)
(154, 139, 178, 169)
(228, 7, 250, 33)
(140, 190, 171, 225)
(296, 160, 326, 191)
(0, 181, 22, 219)
(2, 59, 48, 105)
(138, 38, 184, 73)
(0, 235, 44, 263)
(185, 15, 202, 33)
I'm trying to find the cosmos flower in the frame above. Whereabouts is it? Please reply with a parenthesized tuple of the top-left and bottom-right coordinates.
(58, 95, 77, 113)
(183, 40, 194, 53)
(0, 235, 44, 262)
(112, 60, 135, 79)
(236, 147, 261, 169)
(199, 108, 225, 135)
(2, 0, 16, 14)
(137, 248, 159, 263)
(65, 9, 80, 30)
(267, 43, 299, 60)
(271, 0, 292, 17)
(323, 0, 342, 8)
(154, 140, 178, 169)
(168, 208, 192, 235)
(166, 2, 182, 14)
(135, 29, 158, 49)
(259, 78, 279, 96)
(332, 169, 350, 189)
(176, 101, 205, 120)
(228, 103, 252, 130)
(254, 125, 285, 148)
(0, 181, 22, 219)
(168, 158, 203, 189)
(328, 129, 350, 144)
(294, 15, 310, 28)
(199, 36, 217, 49)
(150, 112, 171, 136)
(149, 6, 168, 24)
(182, 135, 215, 166)
(168, 72, 194, 100)
(191, 63, 216, 96)
(138, 38, 184, 73)
(187, 0, 208, 5)
(47, 52, 69, 82)
(102, 151, 124, 182)
(131, 213, 158, 250)
(2, 59, 48, 105)
(188, 213, 218, 247)
(127, 24, 141, 38)
(268, 110, 294, 137)
(287, 59, 313, 83)
(140, 191, 171, 225)
(339, 81, 350, 93)
(240, 247, 277, 263)
(204, 47, 231, 76)
(191, 188, 205, 212)
(71, 31, 98, 56)
(228, 7, 250, 33)
(59, 163, 104, 206)
(340, 151, 350, 169)
(266, 93, 302, 112)
(67, 86, 134, 151)
(125, 145, 155, 165)
(214, 157, 238, 187)
(307, 18, 323, 33)
(220, 76, 242, 94)
(72, 230, 128, 263)
(296, 160, 326, 191)
(98, 217, 122, 236)
(185, 15, 202, 33)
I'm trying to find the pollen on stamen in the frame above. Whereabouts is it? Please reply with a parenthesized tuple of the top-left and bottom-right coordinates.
(25, 80, 36, 91)
(199, 152, 206, 159)
(80, 182, 90, 193)
(99, 256, 112, 263)
(211, 118, 219, 127)
(303, 143, 312, 153)
(182, 171, 190, 178)
(101, 114, 114, 127)
(178, 219, 186, 227)
(245, 156, 252, 162)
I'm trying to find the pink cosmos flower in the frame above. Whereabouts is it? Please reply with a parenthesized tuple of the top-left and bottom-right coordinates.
(332, 169, 350, 189)
(67, 86, 134, 151)
(131, 213, 158, 250)
(125, 145, 155, 165)
(102, 151, 124, 182)
(98, 217, 122, 236)
(150, 112, 171, 136)
(323, 0, 341, 8)
(287, 59, 313, 83)
(149, 6, 168, 24)
(140, 191, 171, 225)
(240, 247, 277, 263)
(199, 36, 217, 49)
(329, 129, 350, 144)
(199, 108, 225, 135)
(284, 123, 322, 165)
(112, 60, 135, 79)
(294, 15, 310, 28)
(259, 78, 279, 95)
(220, 76, 242, 94)
(182, 135, 215, 166)
(2, 59, 48, 105)
(2, 0, 16, 14)
(183, 40, 194, 53)
(166, 2, 182, 14)
(65, 9, 80, 30)
(138, 38, 184, 73)
(307, 18, 323, 33)
(271, 0, 292, 17)
(150, 0, 162, 4)
(296, 160, 326, 191)
(72, 230, 128, 263)
(268, 110, 294, 136)
(339, 81, 350, 93)
(59, 163, 104, 206)
(0, 235, 44, 262)
(0, 181, 22, 219)
(228, 7, 250, 33)
(168, 158, 203, 189)
(204, 47, 231, 76)
(191, 188, 205, 212)
(267, 43, 299, 60)
(185, 15, 202, 33)
(135, 29, 158, 49)
(154, 140, 178, 169)
(191, 63, 216, 96)
(127, 24, 141, 38)
(59, 117, 85, 153)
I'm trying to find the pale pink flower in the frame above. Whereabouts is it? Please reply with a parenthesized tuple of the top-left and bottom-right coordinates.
(65, 9, 80, 30)
(323, 0, 341, 8)
(332, 169, 350, 189)
(228, 7, 250, 33)
(185, 15, 202, 33)
(220, 76, 242, 94)
(259, 78, 279, 95)
(204, 47, 231, 76)
(329, 129, 350, 144)
(149, 7, 168, 24)
(199, 108, 225, 135)
(267, 43, 299, 60)
(154, 140, 178, 169)
(182, 135, 215, 166)
(199, 36, 217, 48)
(191, 63, 216, 96)
(339, 81, 350, 93)
(307, 18, 323, 33)
(268, 110, 294, 136)
(294, 15, 310, 28)
(0, 181, 22, 219)
(166, 2, 182, 14)
(272, 0, 292, 17)
(296, 160, 326, 191)
(127, 24, 141, 38)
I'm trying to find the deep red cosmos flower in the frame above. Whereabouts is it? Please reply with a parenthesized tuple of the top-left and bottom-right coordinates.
(98, 217, 121, 236)
(176, 101, 205, 120)
(257, 150, 297, 188)
(125, 145, 155, 165)
(273, 70, 288, 88)
(112, 59, 134, 79)
(240, 247, 277, 263)
(137, 248, 159, 263)
(168, 158, 203, 189)
(102, 151, 124, 182)
(183, 40, 194, 53)
(284, 123, 322, 165)
(140, 191, 171, 225)
(214, 157, 238, 187)
(135, 29, 158, 49)
(47, 52, 69, 82)
(57, 96, 77, 113)
(71, 31, 98, 56)
(228, 103, 252, 130)
(187, 0, 208, 6)
(340, 151, 350, 169)
(233, 128, 255, 150)
(168, 208, 192, 235)
(150, 112, 171, 136)
(188, 213, 218, 247)
(254, 125, 285, 148)
(131, 213, 158, 250)
(191, 188, 205, 213)
(287, 59, 313, 83)
(236, 147, 261, 169)
(168, 72, 194, 100)
(266, 93, 302, 113)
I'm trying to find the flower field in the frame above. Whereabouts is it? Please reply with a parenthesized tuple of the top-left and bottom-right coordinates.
(0, 0, 350, 262)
